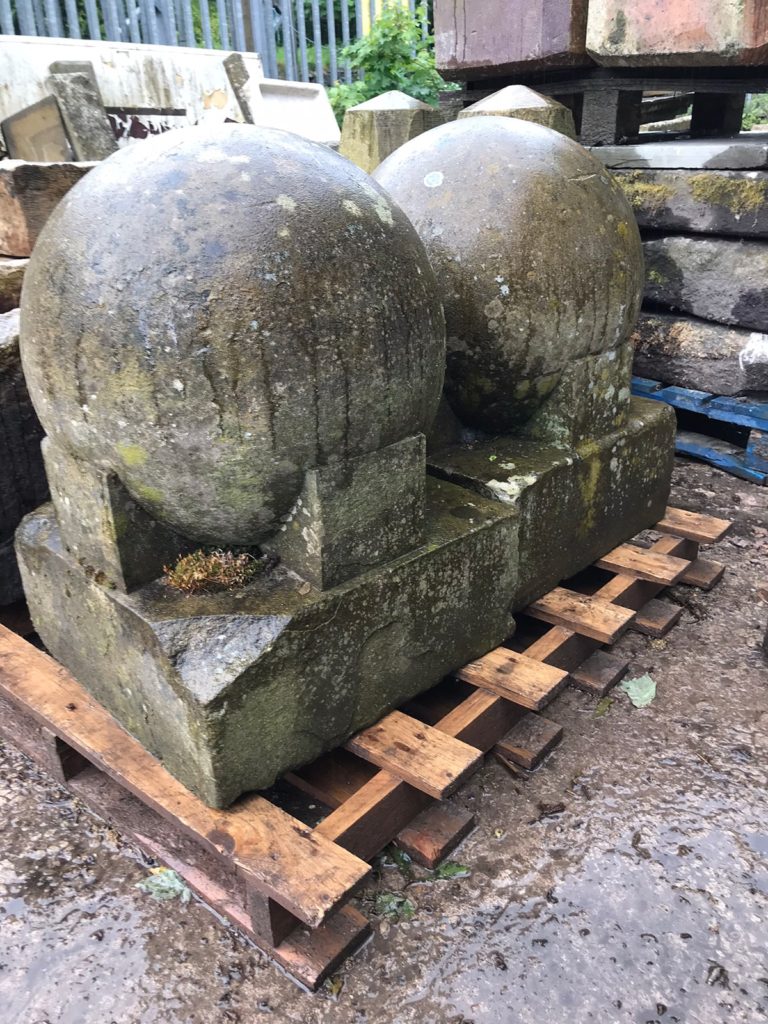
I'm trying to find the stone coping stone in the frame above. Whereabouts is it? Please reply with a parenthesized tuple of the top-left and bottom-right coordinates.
(592, 137, 768, 171)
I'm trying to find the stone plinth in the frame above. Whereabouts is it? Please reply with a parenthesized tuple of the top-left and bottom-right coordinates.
(339, 91, 443, 174)
(435, 0, 589, 79)
(587, 0, 768, 66)
(18, 477, 518, 807)
(0, 161, 94, 257)
(644, 236, 768, 331)
(592, 137, 768, 172)
(458, 86, 576, 139)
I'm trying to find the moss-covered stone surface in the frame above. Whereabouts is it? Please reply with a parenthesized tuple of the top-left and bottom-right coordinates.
(614, 168, 768, 238)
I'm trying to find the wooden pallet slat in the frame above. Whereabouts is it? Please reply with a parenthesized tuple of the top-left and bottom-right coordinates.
(345, 710, 483, 800)
(457, 648, 569, 710)
(395, 803, 476, 869)
(494, 713, 563, 770)
(680, 557, 726, 591)
(656, 506, 732, 545)
(0, 625, 369, 930)
(526, 587, 637, 644)
(595, 542, 690, 585)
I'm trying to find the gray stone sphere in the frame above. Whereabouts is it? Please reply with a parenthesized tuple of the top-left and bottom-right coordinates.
(373, 116, 643, 431)
(21, 124, 445, 545)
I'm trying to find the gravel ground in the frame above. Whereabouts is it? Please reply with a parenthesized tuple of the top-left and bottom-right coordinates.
(1, 458, 766, 1024)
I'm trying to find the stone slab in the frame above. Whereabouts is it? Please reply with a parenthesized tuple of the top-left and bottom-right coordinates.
(644, 235, 768, 332)
(0, 161, 94, 257)
(587, 0, 768, 66)
(17, 476, 519, 807)
(632, 312, 768, 395)
(0, 258, 27, 314)
(46, 68, 118, 162)
(340, 91, 443, 173)
(614, 169, 768, 238)
(434, 0, 590, 79)
(592, 138, 768, 171)
(0, 309, 47, 605)
(0, 36, 264, 128)
(458, 85, 576, 139)
(428, 396, 675, 611)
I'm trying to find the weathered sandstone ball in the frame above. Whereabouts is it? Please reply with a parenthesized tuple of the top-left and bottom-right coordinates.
(374, 116, 643, 430)
(21, 124, 445, 544)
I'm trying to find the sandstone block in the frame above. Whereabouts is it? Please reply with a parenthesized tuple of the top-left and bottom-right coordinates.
(339, 91, 443, 174)
(435, 0, 589, 79)
(644, 236, 768, 332)
(0, 160, 93, 257)
(587, 0, 768, 66)
(0, 258, 27, 313)
(592, 138, 768, 172)
(632, 312, 768, 395)
(458, 85, 576, 139)
(615, 169, 768, 238)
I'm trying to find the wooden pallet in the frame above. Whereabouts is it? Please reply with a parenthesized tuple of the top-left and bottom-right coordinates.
(633, 375, 768, 485)
(0, 506, 731, 990)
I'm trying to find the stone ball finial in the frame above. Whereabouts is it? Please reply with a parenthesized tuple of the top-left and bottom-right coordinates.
(20, 124, 445, 545)
(373, 116, 643, 431)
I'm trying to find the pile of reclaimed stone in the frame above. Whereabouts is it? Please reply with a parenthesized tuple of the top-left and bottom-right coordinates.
(596, 139, 768, 397)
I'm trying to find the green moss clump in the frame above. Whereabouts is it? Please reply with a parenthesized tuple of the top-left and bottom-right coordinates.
(688, 174, 768, 215)
(164, 548, 263, 594)
(617, 172, 675, 213)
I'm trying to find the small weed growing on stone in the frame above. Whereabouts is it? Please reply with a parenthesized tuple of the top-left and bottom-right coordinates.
(164, 549, 262, 594)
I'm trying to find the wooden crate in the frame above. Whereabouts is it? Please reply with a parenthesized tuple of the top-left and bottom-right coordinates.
(0, 506, 731, 990)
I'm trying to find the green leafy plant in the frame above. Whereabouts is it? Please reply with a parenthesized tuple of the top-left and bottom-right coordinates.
(328, 3, 457, 125)
(742, 94, 768, 131)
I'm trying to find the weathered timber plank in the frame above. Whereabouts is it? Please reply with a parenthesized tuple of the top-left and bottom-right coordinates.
(494, 713, 563, 770)
(595, 543, 690, 585)
(526, 587, 637, 643)
(395, 803, 476, 869)
(345, 710, 483, 800)
(632, 598, 683, 638)
(656, 506, 732, 544)
(457, 648, 569, 710)
(0, 625, 369, 928)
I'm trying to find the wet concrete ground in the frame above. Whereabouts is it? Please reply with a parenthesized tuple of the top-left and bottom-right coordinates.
(1, 458, 766, 1024)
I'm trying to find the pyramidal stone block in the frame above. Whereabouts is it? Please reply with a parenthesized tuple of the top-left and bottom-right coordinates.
(339, 90, 443, 173)
(587, 0, 768, 66)
(459, 86, 576, 139)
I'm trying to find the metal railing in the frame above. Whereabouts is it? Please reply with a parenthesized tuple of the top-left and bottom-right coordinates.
(1, 0, 430, 84)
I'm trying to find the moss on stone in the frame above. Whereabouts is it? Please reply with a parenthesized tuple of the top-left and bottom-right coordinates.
(688, 174, 768, 215)
(617, 172, 675, 213)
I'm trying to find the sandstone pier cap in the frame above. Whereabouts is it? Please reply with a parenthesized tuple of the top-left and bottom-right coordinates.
(374, 116, 644, 431)
(20, 123, 446, 545)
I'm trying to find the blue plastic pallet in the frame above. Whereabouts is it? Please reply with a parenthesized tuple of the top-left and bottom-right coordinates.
(632, 375, 768, 485)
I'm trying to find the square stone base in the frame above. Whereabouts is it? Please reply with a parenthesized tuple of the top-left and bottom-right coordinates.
(17, 476, 518, 808)
(428, 396, 676, 610)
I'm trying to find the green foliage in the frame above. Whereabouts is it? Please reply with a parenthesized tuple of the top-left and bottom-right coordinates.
(328, 4, 457, 124)
(742, 94, 768, 131)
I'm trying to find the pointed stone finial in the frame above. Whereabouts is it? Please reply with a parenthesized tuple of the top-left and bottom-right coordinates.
(459, 85, 576, 139)
(340, 90, 444, 173)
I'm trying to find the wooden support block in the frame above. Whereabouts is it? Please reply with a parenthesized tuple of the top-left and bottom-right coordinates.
(457, 648, 569, 710)
(247, 887, 301, 946)
(569, 650, 629, 697)
(395, 802, 476, 869)
(690, 92, 745, 138)
(656, 506, 731, 544)
(595, 543, 690, 586)
(680, 557, 726, 591)
(0, 625, 369, 929)
(39, 725, 91, 784)
(526, 587, 637, 644)
(494, 713, 563, 770)
(345, 710, 483, 799)
(632, 598, 683, 638)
